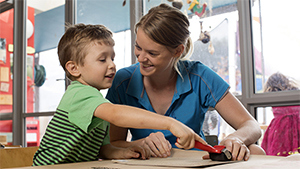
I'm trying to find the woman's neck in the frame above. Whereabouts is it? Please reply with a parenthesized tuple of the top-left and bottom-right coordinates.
(144, 70, 177, 91)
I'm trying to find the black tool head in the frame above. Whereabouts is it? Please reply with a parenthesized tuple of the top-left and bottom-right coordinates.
(209, 148, 232, 161)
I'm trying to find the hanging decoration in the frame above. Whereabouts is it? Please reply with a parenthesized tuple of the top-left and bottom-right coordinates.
(187, 0, 207, 17)
(208, 41, 214, 55)
(198, 21, 214, 55)
(34, 65, 46, 87)
(198, 21, 210, 43)
(122, 0, 151, 6)
(168, 0, 184, 9)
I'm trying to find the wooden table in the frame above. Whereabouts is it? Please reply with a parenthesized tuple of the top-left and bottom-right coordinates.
(7, 148, 300, 169)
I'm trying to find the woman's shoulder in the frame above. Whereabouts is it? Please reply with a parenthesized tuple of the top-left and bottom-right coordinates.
(180, 60, 210, 73)
(113, 63, 139, 83)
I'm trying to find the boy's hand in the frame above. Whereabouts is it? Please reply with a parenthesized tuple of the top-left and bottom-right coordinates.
(171, 119, 207, 149)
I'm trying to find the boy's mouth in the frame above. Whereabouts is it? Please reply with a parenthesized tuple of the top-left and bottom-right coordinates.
(105, 73, 115, 78)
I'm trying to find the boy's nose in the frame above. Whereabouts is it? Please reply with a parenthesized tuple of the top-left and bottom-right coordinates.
(108, 60, 116, 69)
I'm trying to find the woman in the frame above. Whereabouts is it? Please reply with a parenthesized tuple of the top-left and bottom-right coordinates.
(106, 3, 265, 161)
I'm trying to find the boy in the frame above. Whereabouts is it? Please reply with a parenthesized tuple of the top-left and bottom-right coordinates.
(32, 24, 205, 166)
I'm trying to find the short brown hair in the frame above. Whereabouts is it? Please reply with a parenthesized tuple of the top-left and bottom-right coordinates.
(57, 23, 114, 80)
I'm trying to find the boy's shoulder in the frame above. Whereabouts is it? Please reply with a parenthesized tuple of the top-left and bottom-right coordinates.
(66, 81, 98, 93)
(59, 81, 103, 106)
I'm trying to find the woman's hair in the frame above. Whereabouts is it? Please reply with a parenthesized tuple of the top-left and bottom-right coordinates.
(57, 23, 114, 80)
(135, 3, 192, 77)
(264, 72, 299, 92)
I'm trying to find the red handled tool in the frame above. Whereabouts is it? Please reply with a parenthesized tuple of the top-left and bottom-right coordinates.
(194, 140, 232, 161)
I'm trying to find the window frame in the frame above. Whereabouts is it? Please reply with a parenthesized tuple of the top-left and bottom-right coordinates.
(237, 0, 300, 118)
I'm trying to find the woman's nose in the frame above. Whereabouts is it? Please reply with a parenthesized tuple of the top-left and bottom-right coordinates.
(136, 51, 147, 62)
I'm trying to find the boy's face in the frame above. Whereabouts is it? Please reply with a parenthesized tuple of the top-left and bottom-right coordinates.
(77, 42, 116, 90)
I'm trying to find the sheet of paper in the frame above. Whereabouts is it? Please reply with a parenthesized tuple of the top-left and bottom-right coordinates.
(113, 157, 234, 168)
(0, 67, 9, 82)
(112, 149, 236, 168)
(0, 94, 12, 105)
(260, 154, 300, 168)
(0, 82, 9, 92)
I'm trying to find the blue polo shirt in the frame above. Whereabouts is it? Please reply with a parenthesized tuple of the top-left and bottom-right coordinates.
(106, 60, 229, 148)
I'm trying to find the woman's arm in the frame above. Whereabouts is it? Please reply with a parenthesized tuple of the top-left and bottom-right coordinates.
(214, 92, 262, 160)
(215, 92, 261, 144)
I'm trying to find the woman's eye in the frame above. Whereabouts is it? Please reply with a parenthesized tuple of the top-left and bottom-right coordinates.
(149, 52, 155, 56)
(135, 45, 141, 50)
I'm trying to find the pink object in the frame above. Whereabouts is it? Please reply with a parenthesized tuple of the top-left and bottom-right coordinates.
(261, 105, 300, 156)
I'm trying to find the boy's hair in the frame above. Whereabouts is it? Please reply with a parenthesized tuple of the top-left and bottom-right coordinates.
(57, 23, 115, 80)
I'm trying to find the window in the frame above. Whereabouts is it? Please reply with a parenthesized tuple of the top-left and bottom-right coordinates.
(77, 0, 132, 95)
(252, 0, 300, 93)
(1, 0, 299, 148)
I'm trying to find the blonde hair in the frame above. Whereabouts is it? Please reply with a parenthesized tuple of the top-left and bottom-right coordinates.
(135, 3, 192, 78)
(57, 23, 114, 80)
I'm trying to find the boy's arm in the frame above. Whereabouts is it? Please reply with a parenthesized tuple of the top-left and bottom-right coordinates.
(99, 144, 148, 160)
(94, 103, 207, 149)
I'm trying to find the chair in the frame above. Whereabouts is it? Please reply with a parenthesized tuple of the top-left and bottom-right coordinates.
(0, 146, 38, 168)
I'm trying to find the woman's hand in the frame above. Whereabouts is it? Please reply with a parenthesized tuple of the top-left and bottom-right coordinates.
(220, 136, 250, 161)
(202, 136, 250, 161)
(140, 132, 172, 158)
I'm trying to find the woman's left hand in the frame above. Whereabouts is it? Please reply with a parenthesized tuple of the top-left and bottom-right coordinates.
(202, 136, 250, 161)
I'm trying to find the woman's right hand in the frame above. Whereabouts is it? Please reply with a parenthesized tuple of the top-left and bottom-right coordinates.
(137, 132, 172, 158)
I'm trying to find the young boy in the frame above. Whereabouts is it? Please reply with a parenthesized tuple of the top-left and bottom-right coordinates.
(32, 24, 205, 166)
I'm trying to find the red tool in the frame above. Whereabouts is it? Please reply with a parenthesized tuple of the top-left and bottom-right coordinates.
(194, 140, 232, 161)
(195, 140, 224, 153)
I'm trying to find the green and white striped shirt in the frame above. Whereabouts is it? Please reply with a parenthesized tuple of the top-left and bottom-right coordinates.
(33, 81, 110, 166)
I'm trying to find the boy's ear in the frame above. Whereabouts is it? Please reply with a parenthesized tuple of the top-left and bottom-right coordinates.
(65, 61, 81, 77)
(174, 44, 184, 58)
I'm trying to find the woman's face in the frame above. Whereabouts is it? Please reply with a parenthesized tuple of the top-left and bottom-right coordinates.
(134, 29, 176, 77)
